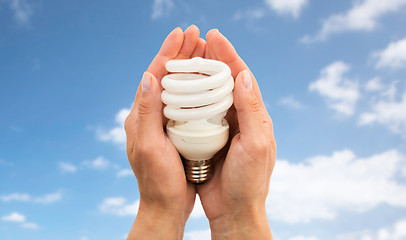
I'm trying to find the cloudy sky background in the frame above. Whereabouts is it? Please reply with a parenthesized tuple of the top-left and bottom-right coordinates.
(1, 0, 406, 239)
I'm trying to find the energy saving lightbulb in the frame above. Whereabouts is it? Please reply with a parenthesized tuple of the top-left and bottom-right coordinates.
(161, 57, 234, 184)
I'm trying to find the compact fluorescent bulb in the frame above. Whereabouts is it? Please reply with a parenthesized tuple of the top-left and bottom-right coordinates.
(161, 57, 234, 183)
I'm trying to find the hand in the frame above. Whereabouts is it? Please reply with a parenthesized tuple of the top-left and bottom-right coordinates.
(124, 25, 205, 240)
(197, 29, 277, 240)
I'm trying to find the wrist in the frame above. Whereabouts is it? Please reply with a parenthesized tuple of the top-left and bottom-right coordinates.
(127, 200, 187, 240)
(209, 202, 272, 240)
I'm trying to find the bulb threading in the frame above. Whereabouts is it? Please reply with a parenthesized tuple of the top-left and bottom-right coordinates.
(183, 158, 213, 184)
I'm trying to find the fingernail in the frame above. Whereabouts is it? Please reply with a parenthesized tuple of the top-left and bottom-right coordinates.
(243, 70, 252, 90)
(142, 72, 151, 92)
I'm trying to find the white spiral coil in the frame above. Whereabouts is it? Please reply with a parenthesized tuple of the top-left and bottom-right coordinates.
(161, 57, 234, 122)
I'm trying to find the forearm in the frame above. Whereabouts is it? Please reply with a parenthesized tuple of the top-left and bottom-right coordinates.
(209, 204, 272, 240)
(127, 203, 186, 240)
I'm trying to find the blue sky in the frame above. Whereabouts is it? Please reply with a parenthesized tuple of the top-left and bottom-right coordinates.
(1, 0, 406, 239)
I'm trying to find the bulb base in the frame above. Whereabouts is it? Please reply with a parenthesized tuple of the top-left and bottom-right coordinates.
(183, 158, 213, 184)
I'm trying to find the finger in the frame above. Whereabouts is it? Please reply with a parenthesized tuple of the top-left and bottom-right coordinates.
(129, 27, 183, 117)
(205, 46, 216, 60)
(233, 69, 265, 139)
(204, 31, 217, 59)
(206, 29, 247, 78)
(176, 25, 200, 59)
(191, 38, 206, 58)
(147, 27, 184, 83)
(206, 29, 267, 111)
(135, 72, 164, 140)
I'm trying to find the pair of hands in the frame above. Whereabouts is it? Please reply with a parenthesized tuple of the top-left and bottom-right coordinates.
(124, 25, 276, 240)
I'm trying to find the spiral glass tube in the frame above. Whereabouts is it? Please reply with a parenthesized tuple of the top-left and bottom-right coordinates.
(161, 57, 234, 183)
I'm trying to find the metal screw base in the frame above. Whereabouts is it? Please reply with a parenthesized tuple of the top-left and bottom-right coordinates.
(183, 158, 213, 184)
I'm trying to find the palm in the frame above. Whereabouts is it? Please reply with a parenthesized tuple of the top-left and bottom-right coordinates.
(137, 135, 196, 212)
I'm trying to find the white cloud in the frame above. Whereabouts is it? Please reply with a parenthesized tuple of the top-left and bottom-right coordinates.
(371, 81, 398, 100)
(60, 157, 120, 173)
(5, 0, 33, 25)
(1, 191, 62, 204)
(337, 218, 406, 240)
(21, 222, 39, 229)
(0, 193, 30, 202)
(1, 212, 26, 222)
(278, 95, 303, 109)
(190, 195, 205, 218)
(151, 0, 174, 19)
(184, 229, 211, 240)
(264, 0, 308, 18)
(82, 156, 110, 170)
(301, 0, 406, 43)
(9, 125, 23, 132)
(1, 212, 40, 229)
(359, 92, 406, 136)
(116, 169, 133, 178)
(99, 197, 139, 216)
(96, 108, 130, 148)
(0, 0, 34, 25)
(268, 149, 406, 223)
(309, 61, 359, 116)
(34, 192, 62, 204)
(233, 8, 266, 21)
(59, 162, 77, 173)
(374, 37, 406, 69)
(365, 77, 384, 91)
(0, 158, 13, 166)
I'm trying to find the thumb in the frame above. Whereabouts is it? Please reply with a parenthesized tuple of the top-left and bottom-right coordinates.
(136, 72, 164, 139)
(233, 69, 265, 138)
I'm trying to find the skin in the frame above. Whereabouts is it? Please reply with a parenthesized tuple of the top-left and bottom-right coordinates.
(124, 25, 276, 240)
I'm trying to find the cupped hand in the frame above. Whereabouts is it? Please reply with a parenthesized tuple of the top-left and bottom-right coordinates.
(197, 29, 277, 239)
(124, 25, 205, 240)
